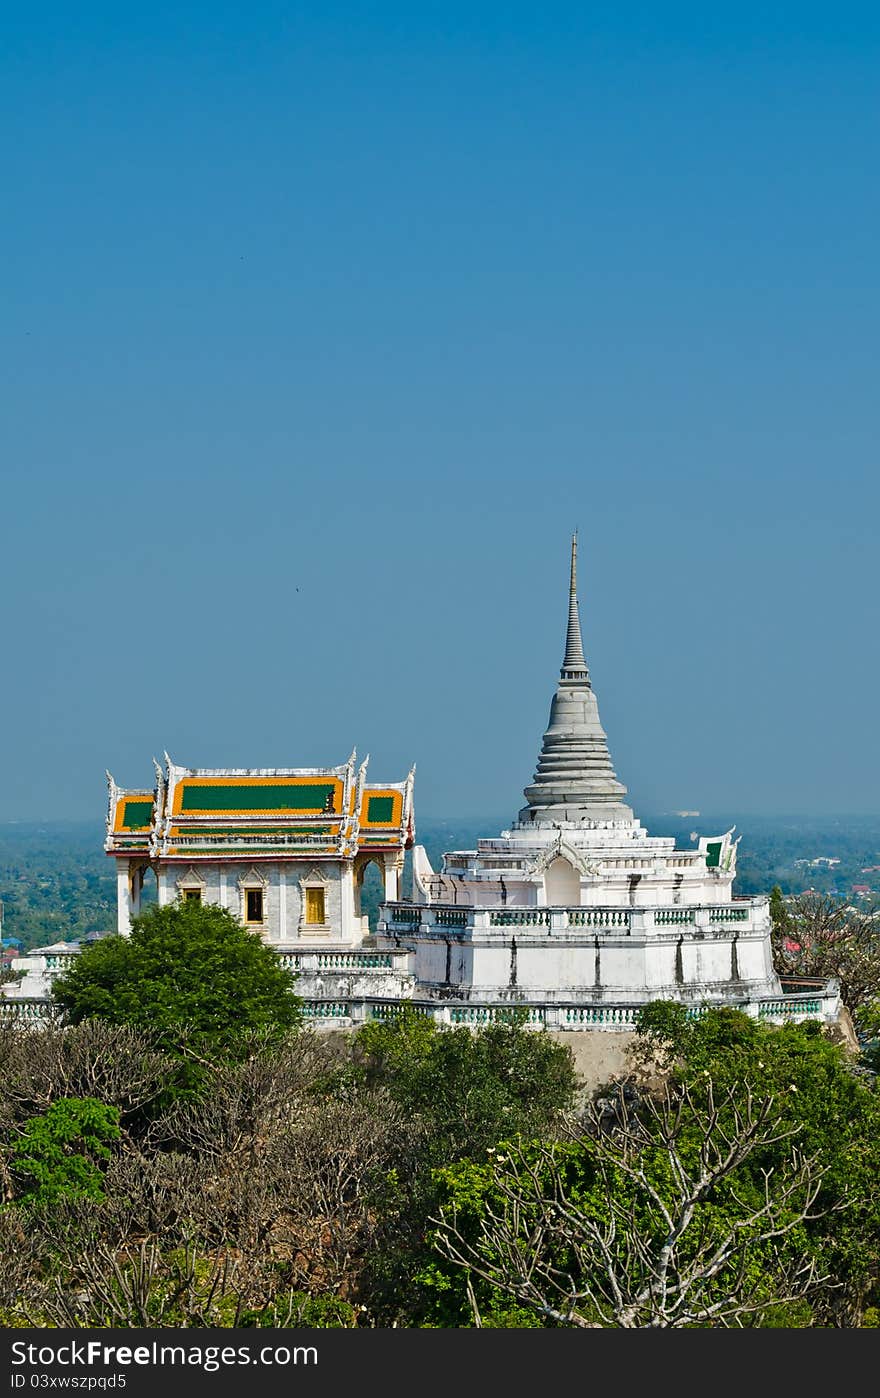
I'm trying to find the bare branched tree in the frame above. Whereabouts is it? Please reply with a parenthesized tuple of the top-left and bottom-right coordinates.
(772, 893, 880, 1017)
(278, 1088, 413, 1295)
(144, 1029, 338, 1159)
(29, 1237, 274, 1328)
(0, 1020, 176, 1122)
(432, 1082, 836, 1328)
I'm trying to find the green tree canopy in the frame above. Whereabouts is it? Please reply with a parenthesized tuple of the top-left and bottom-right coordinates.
(420, 1007, 880, 1328)
(348, 1008, 580, 1325)
(9, 1096, 121, 1207)
(355, 1008, 579, 1160)
(51, 901, 301, 1057)
(633, 1002, 880, 1322)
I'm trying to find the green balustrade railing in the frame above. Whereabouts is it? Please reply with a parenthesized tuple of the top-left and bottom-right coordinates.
(301, 1001, 350, 1018)
(449, 1006, 546, 1025)
(0, 999, 55, 1021)
(315, 953, 394, 969)
(568, 910, 630, 928)
(758, 998, 821, 1018)
(564, 1006, 638, 1026)
(435, 908, 469, 927)
(489, 910, 549, 927)
(369, 1002, 430, 1020)
(391, 908, 421, 924)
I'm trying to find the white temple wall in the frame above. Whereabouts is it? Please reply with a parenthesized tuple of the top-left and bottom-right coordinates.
(515, 942, 603, 990)
(599, 942, 659, 992)
(731, 933, 779, 986)
(402, 929, 781, 1003)
(408, 939, 475, 986)
(152, 859, 362, 946)
(461, 865, 736, 910)
(465, 943, 515, 989)
(412, 941, 442, 983)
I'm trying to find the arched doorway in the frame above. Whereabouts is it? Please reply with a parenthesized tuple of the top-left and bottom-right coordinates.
(544, 855, 580, 907)
(141, 865, 158, 910)
(130, 862, 158, 914)
(355, 856, 386, 931)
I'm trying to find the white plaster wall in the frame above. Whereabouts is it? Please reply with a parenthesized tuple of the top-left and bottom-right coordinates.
(295, 969, 417, 1001)
(467, 944, 515, 990)
(413, 940, 457, 984)
(640, 940, 680, 990)
(736, 933, 779, 986)
(462, 823, 738, 911)
(410, 940, 480, 986)
(409, 929, 781, 1003)
(153, 859, 366, 945)
(596, 942, 656, 993)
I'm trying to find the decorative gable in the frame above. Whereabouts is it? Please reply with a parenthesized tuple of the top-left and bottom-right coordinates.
(237, 866, 269, 889)
(529, 838, 597, 879)
(175, 866, 207, 890)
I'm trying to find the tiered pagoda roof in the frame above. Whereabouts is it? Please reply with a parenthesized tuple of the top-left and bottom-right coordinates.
(520, 533, 633, 826)
(106, 751, 414, 861)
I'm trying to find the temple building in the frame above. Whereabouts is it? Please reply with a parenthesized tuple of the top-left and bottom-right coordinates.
(1, 537, 840, 1032)
(105, 752, 415, 946)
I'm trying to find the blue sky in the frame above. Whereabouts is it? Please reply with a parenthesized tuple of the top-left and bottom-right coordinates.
(1, 4, 878, 822)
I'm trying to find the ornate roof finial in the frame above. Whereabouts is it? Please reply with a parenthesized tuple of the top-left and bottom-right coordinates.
(561, 531, 589, 680)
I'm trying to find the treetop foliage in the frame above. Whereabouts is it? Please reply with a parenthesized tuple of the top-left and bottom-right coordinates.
(8, 1096, 121, 1208)
(50, 900, 301, 1057)
(0, 1002, 877, 1328)
(351, 1007, 579, 1161)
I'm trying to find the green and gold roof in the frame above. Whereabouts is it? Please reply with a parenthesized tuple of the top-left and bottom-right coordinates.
(105, 752, 414, 861)
(105, 775, 155, 852)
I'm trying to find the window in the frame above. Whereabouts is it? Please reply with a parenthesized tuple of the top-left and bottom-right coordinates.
(245, 888, 264, 923)
(305, 886, 325, 925)
(183, 888, 201, 905)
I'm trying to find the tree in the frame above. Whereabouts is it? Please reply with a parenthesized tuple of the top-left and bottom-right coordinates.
(633, 1003, 880, 1324)
(349, 1009, 580, 1324)
(431, 1082, 830, 1328)
(769, 885, 794, 942)
(9, 1097, 121, 1208)
(856, 1000, 880, 1073)
(770, 892, 880, 1017)
(51, 901, 301, 1059)
(427, 1005, 880, 1328)
(0, 1020, 177, 1127)
(354, 1008, 579, 1160)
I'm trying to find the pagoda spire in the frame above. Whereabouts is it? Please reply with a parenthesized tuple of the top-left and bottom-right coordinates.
(561, 531, 589, 679)
(519, 534, 632, 825)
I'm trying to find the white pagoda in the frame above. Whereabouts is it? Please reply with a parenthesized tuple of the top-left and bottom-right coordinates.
(375, 536, 828, 1028)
